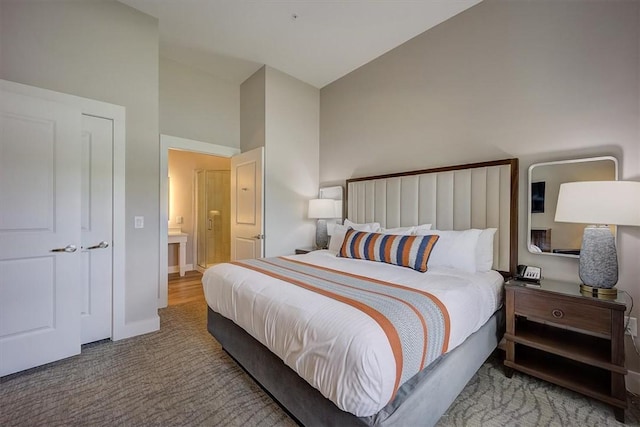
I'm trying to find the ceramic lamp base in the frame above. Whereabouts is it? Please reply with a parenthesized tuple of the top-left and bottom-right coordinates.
(315, 219, 328, 249)
(579, 225, 618, 289)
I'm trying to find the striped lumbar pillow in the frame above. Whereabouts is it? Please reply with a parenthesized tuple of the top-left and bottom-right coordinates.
(338, 228, 439, 272)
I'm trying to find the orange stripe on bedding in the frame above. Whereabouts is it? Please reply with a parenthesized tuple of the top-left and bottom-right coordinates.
(353, 232, 366, 259)
(383, 236, 393, 263)
(257, 257, 430, 370)
(367, 233, 378, 261)
(420, 236, 438, 283)
(401, 235, 413, 268)
(230, 260, 405, 394)
(283, 256, 451, 354)
(338, 230, 347, 257)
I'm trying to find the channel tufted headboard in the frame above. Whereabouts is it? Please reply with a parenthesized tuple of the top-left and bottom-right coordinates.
(346, 159, 519, 276)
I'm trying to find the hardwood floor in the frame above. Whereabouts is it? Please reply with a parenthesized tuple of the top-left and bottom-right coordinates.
(168, 270, 204, 306)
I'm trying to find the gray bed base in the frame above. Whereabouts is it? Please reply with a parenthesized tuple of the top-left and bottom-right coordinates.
(207, 307, 505, 427)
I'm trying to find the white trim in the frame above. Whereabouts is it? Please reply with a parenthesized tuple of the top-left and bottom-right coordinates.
(627, 369, 640, 395)
(192, 170, 199, 279)
(110, 107, 127, 341)
(159, 134, 240, 308)
(168, 263, 194, 274)
(0, 79, 130, 341)
(161, 134, 240, 157)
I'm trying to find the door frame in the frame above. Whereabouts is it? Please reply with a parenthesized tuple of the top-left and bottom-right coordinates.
(0, 79, 127, 340)
(159, 134, 240, 308)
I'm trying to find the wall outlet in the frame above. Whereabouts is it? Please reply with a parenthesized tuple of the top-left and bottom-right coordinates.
(176, 216, 183, 224)
(134, 216, 144, 229)
(625, 316, 637, 337)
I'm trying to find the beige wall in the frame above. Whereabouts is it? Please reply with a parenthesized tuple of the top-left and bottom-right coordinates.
(160, 57, 239, 147)
(321, 1, 638, 182)
(320, 0, 640, 374)
(264, 67, 319, 256)
(240, 66, 266, 152)
(0, 0, 160, 325)
(168, 150, 230, 268)
(240, 66, 320, 256)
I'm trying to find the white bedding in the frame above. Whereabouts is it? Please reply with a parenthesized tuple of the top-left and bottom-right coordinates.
(202, 250, 503, 417)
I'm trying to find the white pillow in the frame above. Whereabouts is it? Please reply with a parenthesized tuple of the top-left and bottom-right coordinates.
(476, 228, 497, 272)
(415, 228, 497, 273)
(379, 226, 416, 235)
(328, 221, 381, 253)
(379, 223, 432, 235)
(328, 224, 348, 252)
(412, 223, 432, 234)
(343, 219, 381, 232)
(415, 229, 481, 273)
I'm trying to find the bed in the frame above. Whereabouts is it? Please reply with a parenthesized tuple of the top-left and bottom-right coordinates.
(204, 158, 518, 426)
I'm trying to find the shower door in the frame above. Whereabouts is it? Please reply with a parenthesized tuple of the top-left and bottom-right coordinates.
(196, 170, 230, 269)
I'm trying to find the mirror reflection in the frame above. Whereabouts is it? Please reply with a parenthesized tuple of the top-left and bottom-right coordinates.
(528, 156, 618, 257)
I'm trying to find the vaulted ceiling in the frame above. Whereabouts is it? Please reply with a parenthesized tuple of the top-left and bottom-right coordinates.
(119, 0, 482, 88)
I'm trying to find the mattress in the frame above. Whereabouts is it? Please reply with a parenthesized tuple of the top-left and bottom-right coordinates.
(202, 250, 504, 417)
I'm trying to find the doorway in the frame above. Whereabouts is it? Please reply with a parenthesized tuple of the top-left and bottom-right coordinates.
(168, 149, 231, 275)
(159, 135, 240, 309)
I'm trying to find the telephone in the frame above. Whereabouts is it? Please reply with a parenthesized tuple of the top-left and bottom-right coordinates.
(516, 264, 542, 283)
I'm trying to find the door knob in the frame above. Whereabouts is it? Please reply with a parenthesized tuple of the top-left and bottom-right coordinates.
(51, 244, 77, 253)
(86, 241, 109, 250)
(252, 234, 264, 240)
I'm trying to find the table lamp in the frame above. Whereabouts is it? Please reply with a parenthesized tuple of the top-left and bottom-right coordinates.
(555, 181, 640, 298)
(308, 199, 337, 249)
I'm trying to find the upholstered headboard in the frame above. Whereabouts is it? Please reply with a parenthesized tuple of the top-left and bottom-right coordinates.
(346, 159, 518, 276)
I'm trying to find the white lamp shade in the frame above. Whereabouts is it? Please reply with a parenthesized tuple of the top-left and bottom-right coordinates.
(555, 181, 640, 226)
(308, 199, 336, 219)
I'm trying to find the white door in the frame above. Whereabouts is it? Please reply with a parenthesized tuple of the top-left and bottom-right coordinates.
(0, 89, 82, 376)
(80, 115, 113, 344)
(231, 147, 264, 260)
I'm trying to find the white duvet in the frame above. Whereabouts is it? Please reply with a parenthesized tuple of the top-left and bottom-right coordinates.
(202, 250, 503, 417)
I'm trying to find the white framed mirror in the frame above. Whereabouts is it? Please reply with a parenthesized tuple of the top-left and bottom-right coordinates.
(527, 156, 618, 258)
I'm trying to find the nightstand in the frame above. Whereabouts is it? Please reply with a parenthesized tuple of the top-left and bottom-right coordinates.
(294, 247, 315, 255)
(504, 279, 627, 422)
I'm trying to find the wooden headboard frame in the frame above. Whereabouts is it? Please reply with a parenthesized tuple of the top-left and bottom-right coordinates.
(345, 159, 519, 277)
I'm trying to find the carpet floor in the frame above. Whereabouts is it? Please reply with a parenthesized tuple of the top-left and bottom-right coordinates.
(1, 301, 638, 426)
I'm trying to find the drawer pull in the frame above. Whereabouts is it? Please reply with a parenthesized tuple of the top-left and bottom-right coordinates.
(552, 309, 564, 319)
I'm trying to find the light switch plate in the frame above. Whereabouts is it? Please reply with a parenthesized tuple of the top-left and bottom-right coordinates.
(134, 216, 144, 229)
(176, 216, 183, 224)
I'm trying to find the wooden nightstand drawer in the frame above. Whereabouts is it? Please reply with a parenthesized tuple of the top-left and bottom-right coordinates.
(514, 292, 611, 336)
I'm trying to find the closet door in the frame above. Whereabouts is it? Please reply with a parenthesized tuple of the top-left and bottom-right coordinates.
(0, 89, 82, 376)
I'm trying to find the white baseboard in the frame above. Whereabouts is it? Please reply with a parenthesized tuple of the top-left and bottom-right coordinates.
(168, 263, 193, 274)
(627, 369, 640, 395)
(112, 315, 160, 341)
